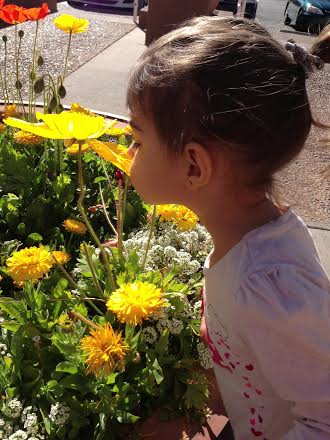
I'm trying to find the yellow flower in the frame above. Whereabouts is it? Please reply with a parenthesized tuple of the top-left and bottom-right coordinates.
(156, 204, 198, 231)
(81, 323, 128, 376)
(106, 281, 168, 326)
(88, 139, 131, 175)
(64, 140, 89, 155)
(69, 102, 96, 117)
(3, 104, 19, 119)
(0, 275, 2, 281)
(0, 123, 7, 134)
(4, 110, 111, 141)
(106, 125, 131, 137)
(173, 205, 199, 231)
(52, 250, 71, 265)
(54, 14, 89, 34)
(14, 130, 43, 145)
(63, 219, 88, 235)
(6, 246, 53, 283)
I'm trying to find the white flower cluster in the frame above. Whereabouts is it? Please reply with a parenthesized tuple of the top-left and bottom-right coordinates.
(0, 343, 8, 356)
(0, 401, 44, 440)
(141, 326, 158, 345)
(197, 342, 213, 370)
(156, 317, 184, 335)
(124, 223, 212, 282)
(2, 400, 22, 419)
(49, 403, 70, 426)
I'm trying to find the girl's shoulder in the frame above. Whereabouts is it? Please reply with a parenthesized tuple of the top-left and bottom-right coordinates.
(235, 209, 330, 316)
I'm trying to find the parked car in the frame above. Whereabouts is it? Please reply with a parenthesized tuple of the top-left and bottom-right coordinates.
(216, 0, 259, 19)
(68, 0, 147, 9)
(284, 0, 330, 33)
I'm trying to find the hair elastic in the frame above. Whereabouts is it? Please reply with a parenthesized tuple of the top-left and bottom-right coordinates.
(285, 40, 324, 76)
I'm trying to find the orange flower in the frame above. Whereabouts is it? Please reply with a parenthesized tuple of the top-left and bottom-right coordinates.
(0, 4, 28, 24)
(24, 3, 49, 21)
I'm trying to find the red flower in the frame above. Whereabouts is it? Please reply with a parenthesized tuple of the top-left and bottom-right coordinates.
(24, 3, 49, 21)
(0, 4, 28, 24)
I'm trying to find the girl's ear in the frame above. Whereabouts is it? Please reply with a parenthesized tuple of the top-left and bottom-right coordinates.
(182, 142, 213, 190)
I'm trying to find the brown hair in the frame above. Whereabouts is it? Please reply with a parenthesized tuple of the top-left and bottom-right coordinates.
(127, 17, 330, 188)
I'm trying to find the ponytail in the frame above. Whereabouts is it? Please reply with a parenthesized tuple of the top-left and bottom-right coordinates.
(310, 24, 330, 63)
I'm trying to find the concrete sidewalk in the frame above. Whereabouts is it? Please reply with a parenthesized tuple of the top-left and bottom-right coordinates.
(63, 26, 145, 117)
(63, 17, 330, 277)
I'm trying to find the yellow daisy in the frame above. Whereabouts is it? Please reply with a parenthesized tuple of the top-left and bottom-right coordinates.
(63, 219, 87, 235)
(3, 104, 19, 119)
(156, 204, 198, 231)
(54, 14, 89, 34)
(81, 323, 128, 376)
(14, 130, 43, 146)
(64, 140, 89, 155)
(52, 250, 71, 265)
(6, 246, 53, 283)
(0, 123, 7, 134)
(106, 281, 168, 326)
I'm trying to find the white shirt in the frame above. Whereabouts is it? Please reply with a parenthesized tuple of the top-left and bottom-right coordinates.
(203, 209, 330, 440)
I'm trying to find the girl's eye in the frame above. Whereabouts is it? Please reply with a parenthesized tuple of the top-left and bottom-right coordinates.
(132, 141, 141, 149)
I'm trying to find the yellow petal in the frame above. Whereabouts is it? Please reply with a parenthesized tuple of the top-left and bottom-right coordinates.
(5, 111, 112, 141)
(87, 139, 131, 175)
(4, 117, 66, 139)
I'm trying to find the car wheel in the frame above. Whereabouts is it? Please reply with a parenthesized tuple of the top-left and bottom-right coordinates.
(68, 0, 81, 6)
(284, 3, 291, 25)
(295, 10, 306, 31)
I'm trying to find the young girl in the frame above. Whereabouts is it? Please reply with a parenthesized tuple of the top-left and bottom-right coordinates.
(126, 16, 330, 440)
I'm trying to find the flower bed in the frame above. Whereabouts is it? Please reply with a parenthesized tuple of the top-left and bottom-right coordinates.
(0, 5, 222, 440)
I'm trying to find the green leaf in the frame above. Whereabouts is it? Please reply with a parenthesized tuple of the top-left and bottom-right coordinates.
(93, 176, 107, 184)
(151, 358, 163, 385)
(56, 362, 78, 374)
(0, 321, 21, 332)
(26, 232, 43, 245)
(39, 400, 51, 435)
(0, 298, 23, 320)
(115, 410, 139, 424)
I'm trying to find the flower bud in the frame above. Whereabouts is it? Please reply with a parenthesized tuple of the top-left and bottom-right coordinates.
(57, 104, 64, 113)
(34, 78, 44, 94)
(88, 204, 103, 213)
(18, 30, 24, 38)
(29, 71, 36, 81)
(15, 80, 22, 90)
(58, 84, 66, 98)
(115, 170, 124, 183)
(48, 96, 58, 113)
(2, 35, 7, 43)
(37, 55, 44, 67)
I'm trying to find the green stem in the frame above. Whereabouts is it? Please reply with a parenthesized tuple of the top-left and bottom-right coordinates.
(141, 206, 157, 271)
(77, 144, 116, 291)
(82, 242, 105, 299)
(99, 183, 118, 237)
(101, 160, 114, 192)
(3, 40, 9, 103)
(63, 31, 72, 79)
(15, 25, 26, 119)
(0, 69, 7, 105)
(52, 254, 103, 315)
(29, 21, 39, 121)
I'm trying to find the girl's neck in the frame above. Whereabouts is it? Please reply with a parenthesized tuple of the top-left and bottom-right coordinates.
(199, 196, 282, 268)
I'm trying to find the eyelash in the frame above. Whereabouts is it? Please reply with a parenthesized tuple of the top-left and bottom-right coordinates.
(132, 141, 141, 149)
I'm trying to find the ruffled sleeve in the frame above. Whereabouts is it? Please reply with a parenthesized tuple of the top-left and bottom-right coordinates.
(236, 265, 330, 440)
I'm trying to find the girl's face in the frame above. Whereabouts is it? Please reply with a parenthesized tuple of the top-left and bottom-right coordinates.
(127, 112, 187, 205)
